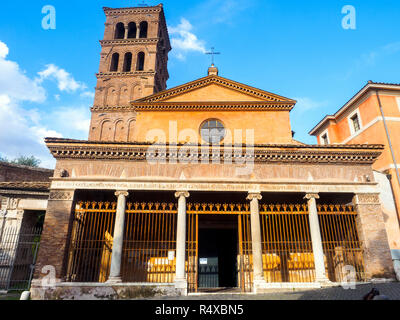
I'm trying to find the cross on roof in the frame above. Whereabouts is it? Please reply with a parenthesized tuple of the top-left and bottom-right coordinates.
(205, 47, 221, 66)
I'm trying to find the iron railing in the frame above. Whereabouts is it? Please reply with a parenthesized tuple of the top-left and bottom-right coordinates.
(0, 227, 42, 291)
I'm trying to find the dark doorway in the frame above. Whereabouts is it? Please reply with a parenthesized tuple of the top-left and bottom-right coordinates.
(198, 215, 238, 289)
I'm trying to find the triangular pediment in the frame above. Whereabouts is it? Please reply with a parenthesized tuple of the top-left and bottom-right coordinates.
(136, 75, 295, 104)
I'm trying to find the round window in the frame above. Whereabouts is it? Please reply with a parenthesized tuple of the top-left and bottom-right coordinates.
(200, 119, 226, 144)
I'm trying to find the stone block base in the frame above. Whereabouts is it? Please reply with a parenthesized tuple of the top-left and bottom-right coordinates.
(254, 282, 323, 294)
(174, 279, 188, 296)
(30, 282, 182, 300)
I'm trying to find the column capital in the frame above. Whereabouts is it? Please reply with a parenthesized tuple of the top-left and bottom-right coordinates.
(115, 190, 129, 197)
(247, 192, 262, 201)
(304, 193, 320, 200)
(175, 191, 190, 199)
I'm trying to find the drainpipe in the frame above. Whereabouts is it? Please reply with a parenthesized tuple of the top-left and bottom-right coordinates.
(376, 90, 400, 281)
(375, 90, 400, 200)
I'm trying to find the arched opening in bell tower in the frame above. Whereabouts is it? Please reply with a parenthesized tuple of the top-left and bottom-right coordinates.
(128, 22, 137, 39)
(110, 53, 120, 72)
(139, 21, 148, 38)
(114, 22, 125, 39)
(136, 52, 145, 71)
(123, 52, 133, 72)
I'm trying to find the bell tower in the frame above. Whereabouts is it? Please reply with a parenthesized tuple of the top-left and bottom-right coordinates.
(95, 4, 170, 106)
(89, 4, 171, 141)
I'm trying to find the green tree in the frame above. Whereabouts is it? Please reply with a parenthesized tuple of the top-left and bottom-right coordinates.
(11, 155, 41, 167)
(0, 154, 9, 162)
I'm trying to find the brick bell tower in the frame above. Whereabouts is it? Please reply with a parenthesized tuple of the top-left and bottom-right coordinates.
(89, 4, 171, 141)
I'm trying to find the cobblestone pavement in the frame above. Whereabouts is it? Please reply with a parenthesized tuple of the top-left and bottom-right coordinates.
(146, 283, 400, 300)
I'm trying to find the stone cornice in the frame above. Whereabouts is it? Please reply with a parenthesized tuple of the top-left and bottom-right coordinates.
(100, 39, 159, 47)
(45, 138, 383, 164)
(91, 101, 295, 112)
(96, 71, 155, 79)
(103, 5, 163, 16)
(0, 182, 50, 191)
(136, 75, 297, 103)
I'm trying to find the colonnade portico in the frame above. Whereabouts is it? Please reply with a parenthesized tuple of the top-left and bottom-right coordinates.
(101, 189, 336, 293)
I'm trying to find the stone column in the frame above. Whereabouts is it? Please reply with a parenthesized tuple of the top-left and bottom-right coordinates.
(136, 26, 141, 39)
(174, 191, 190, 294)
(353, 193, 395, 280)
(107, 190, 129, 283)
(304, 193, 329, 283)
(124, 26, 129, 39)
(247, 192, 268, 291)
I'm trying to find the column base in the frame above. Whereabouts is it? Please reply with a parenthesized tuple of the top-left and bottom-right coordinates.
(253, 278, 269, 294)
(174, 279, 188, 296)
(106, 277, 122, 284)
(316, 277, 332, 287)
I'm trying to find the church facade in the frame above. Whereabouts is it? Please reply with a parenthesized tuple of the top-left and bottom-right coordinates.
(31, 4, 396, 299)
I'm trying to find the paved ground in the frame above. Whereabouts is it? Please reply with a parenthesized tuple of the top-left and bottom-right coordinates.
(146, 283, 400, 300)
(1, 283, 399, 300)
(0, 292, 20, 301)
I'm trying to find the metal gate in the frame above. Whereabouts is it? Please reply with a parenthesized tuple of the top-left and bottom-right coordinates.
(66, 201, 178, 283)
(260, 204, 316, 283)
(318, 204, 365, 282)
(0, 227, 42, 291)
(186, 203, 252, 293)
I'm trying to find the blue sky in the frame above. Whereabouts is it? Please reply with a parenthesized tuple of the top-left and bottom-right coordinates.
(0, 0, 399, 168)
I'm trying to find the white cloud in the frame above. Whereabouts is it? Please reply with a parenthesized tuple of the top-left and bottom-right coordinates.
(45, 106, 91, 136)
(169, 18, 206, 60)
(344, 41, 400, 80)
(0, 41, 9, 59)
(0, 41, 46, 103)
(0, 94, 62, 168)
(0, 40, 91, 168)
(192, 0, 255, 25)
(37, 64, 86, 93)
(294, 97, 329, 113)
(80, 90, 95, 99)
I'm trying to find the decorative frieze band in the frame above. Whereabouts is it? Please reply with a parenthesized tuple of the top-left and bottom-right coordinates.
(100, 39, 158, 46)
(45, 140, 383, 165)
(49, 190, 75, 201)
(353, 193, 380, 205)
(91, 102, 294, 112)
(50, 180, 379, 195)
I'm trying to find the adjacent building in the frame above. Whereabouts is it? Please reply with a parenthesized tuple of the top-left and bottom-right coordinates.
(0, 162, 52, 292)
(310, 82, 400, 275)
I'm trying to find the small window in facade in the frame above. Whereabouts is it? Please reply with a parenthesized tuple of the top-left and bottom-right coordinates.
(397, 97, 400, 112)
(321, 134, 329, 145)
(351, 114, 361, 132)
(200, 119, 226, 144)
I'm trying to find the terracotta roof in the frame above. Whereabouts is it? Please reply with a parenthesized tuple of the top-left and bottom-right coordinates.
(0, 182, 51, 191)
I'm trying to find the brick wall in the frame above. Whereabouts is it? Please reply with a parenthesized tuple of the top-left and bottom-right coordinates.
(0, 162, 53, 182)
